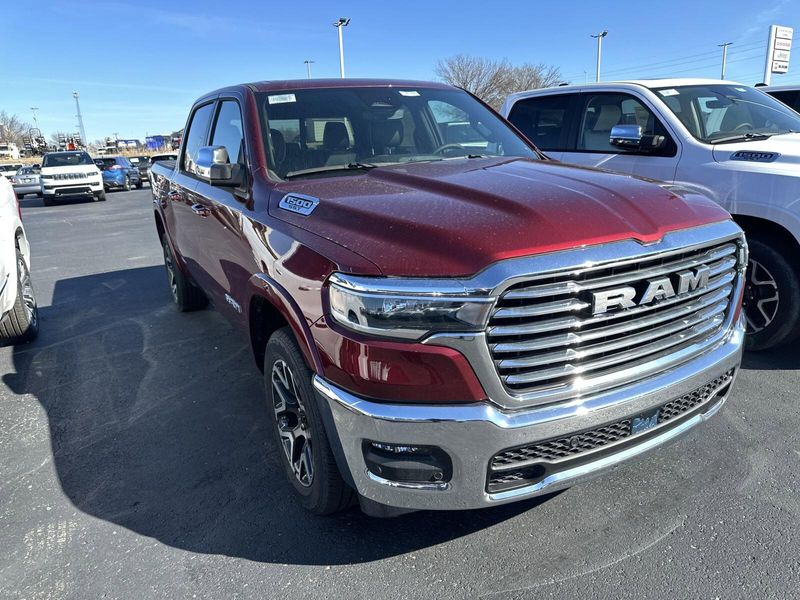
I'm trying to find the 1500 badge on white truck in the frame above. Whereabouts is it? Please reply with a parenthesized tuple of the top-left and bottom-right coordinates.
(502, 79, 800, 350)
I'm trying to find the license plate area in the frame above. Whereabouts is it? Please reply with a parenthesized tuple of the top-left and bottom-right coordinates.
(631, 410, 660, 435)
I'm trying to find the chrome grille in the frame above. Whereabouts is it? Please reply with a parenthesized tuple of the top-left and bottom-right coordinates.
(487, 369, 735, 492)
(487, 240, 741, 397)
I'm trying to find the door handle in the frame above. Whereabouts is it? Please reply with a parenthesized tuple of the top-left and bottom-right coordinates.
(191, 203, 211, 217)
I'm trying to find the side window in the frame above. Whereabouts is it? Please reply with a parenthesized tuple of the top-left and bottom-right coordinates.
(577, 93, 674, 154)
(210, 100, 245, 165)
(182, 102, 215, 173)
(507, 94, 573, 150)
(770, 90, 800, 112)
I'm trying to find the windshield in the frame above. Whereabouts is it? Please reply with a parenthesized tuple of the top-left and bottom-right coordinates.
(258, 86, 537, 179)
(43, 152, 94, 167)
(655, 84, 800, 143)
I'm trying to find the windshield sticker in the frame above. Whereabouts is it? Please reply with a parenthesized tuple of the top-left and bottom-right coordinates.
(659, 89, 679, 97)
(398, 90, 420, 97)
(734, 87, 748, 92)
(268, 93, 297, 104)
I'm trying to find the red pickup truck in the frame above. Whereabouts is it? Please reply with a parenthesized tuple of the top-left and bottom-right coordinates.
(150, 79, 747, 517)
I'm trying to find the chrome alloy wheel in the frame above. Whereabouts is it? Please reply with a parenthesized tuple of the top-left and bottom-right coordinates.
(271, 359, 314, 487)
(743, 258, 780, 334)
(17, 253, 37, 328)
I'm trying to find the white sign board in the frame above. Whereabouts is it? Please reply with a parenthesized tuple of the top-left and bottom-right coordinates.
(765, 25, 793, 83)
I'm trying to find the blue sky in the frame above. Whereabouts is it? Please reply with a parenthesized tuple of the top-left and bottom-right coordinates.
(2, 0, 798, 142)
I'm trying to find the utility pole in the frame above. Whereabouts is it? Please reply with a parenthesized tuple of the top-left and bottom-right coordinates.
(73, 92, 87, 145)
(333, 17, 350, 78)
(304, 59, 315, 79)
(30, 107, 39, 130)
(591, 30, 608, 82)
(719, 42, 733, 79)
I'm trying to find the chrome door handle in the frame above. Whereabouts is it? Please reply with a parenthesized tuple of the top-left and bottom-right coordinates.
(191, 203, 211, 217)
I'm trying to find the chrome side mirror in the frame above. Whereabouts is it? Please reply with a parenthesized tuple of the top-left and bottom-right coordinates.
(195, 145, 240, 184)
(609, 124, 643, 149)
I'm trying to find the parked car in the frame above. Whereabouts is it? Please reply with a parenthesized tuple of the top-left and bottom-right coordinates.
(147, 152, 177, 188)
(128, 155, 150, 182)
(150, 79, 745, 517)
(0, 164, 22, 175)
(0, 175, 38, 344)
(760, 84, 800, 113)
(94, 156, 143, 191)
(502, 78, 800, 350)
(40, 151, 104, 206)
(9, 166, 41, 199)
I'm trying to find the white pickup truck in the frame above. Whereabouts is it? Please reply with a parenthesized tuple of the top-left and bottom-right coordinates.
(502, 78, 800, 350)
(0, 175, 38, 344)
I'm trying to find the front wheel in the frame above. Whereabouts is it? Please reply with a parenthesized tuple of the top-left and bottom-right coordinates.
(0, 248, 39, 344)
(94, 190, 106, 202)
(743, 237, 800, 350)
(135, 180, 143, 189)
(265, 328, 354, 515)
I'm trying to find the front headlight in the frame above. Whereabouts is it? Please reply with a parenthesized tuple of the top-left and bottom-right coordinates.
(328, 273, 495, 340)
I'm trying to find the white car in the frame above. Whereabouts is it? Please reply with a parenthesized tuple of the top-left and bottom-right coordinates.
(0, 175, 38, 344)
(502, 78, 800, 350)
(40, 151, 104, 206)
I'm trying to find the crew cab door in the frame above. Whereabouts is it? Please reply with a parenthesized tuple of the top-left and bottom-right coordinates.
(171, 101, 216, 287)
(559, 91, 680, 183)
(184, 98, 252, 321)
(505, 93, 577, 161)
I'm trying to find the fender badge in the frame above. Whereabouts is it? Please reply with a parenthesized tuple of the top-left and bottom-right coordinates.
(279, 193, 319, 216)
(730, 150, 779, 162)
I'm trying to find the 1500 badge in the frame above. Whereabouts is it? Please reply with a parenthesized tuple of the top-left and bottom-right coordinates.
(279, 193, 319, 216)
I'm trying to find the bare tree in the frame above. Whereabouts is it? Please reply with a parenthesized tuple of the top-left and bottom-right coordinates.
(435, 54, 562, 109)
(0, 111, 34, 144)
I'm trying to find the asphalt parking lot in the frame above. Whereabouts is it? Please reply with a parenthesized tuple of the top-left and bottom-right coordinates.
(1, 189, 800, 600)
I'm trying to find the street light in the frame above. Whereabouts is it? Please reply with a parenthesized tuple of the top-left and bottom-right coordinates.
(304, 59, 315, 79)
(30, 107, 39, 130)
(333, 17, 351, 78)
(718, 42, 733, 79)
(73, 91, 87, 146)
(590, 30, 608, 82)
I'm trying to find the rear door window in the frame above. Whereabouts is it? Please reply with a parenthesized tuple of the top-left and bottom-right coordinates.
(182, 102, 215, 174)
(507, 94, 574, 151)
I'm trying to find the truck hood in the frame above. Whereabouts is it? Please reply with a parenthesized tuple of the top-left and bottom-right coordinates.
(270, 157, 730, 277)
(711, 132, 800, 168)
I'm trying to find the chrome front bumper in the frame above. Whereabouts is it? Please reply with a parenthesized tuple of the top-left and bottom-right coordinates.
(314, 316, 744, 511)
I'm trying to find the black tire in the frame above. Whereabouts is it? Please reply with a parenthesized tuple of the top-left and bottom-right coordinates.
(42, 196, 54, 207)
(135, 180, 143, 189)
(161, 238, 206, 311)
(0, 248, 39, 344)
(36, 192, 42, 198)
(123, 176, 131, 192)
(743, 236, 800, 351)
(264, 327, 355, 515)
(95, 190, 106, 202)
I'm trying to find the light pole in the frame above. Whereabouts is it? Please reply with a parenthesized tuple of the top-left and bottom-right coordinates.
(719, 42, 732, 79)
(73, 91, 87, 145)
(590, 30, 608, 82)
(333, 17, 350, 78)
(30, 107, 39, 130)
(304, 59, 315, 79)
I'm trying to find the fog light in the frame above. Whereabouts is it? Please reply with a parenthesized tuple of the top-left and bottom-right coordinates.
(363, 441, 452, 485)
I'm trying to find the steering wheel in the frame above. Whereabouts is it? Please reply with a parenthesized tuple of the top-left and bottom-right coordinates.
(432, 143, 467, 156)
(734, 122, 754, 132)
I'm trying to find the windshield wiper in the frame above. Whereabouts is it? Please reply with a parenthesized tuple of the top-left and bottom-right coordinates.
(709, 132, 775, 144)
(284, 162, 379, 180)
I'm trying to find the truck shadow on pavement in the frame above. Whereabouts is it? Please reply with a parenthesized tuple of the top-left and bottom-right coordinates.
(3, 265, 549, 565)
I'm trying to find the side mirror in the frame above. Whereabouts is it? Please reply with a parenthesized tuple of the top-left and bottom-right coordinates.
(609, 124, 643, 149)
(195, 145, 242, 185)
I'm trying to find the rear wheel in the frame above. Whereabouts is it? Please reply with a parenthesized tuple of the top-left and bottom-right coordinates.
(0, 248, 39, 344)
(265, 328, 354, 515)
(161, 238, 206, 311)
(743, 236, 800, 350)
